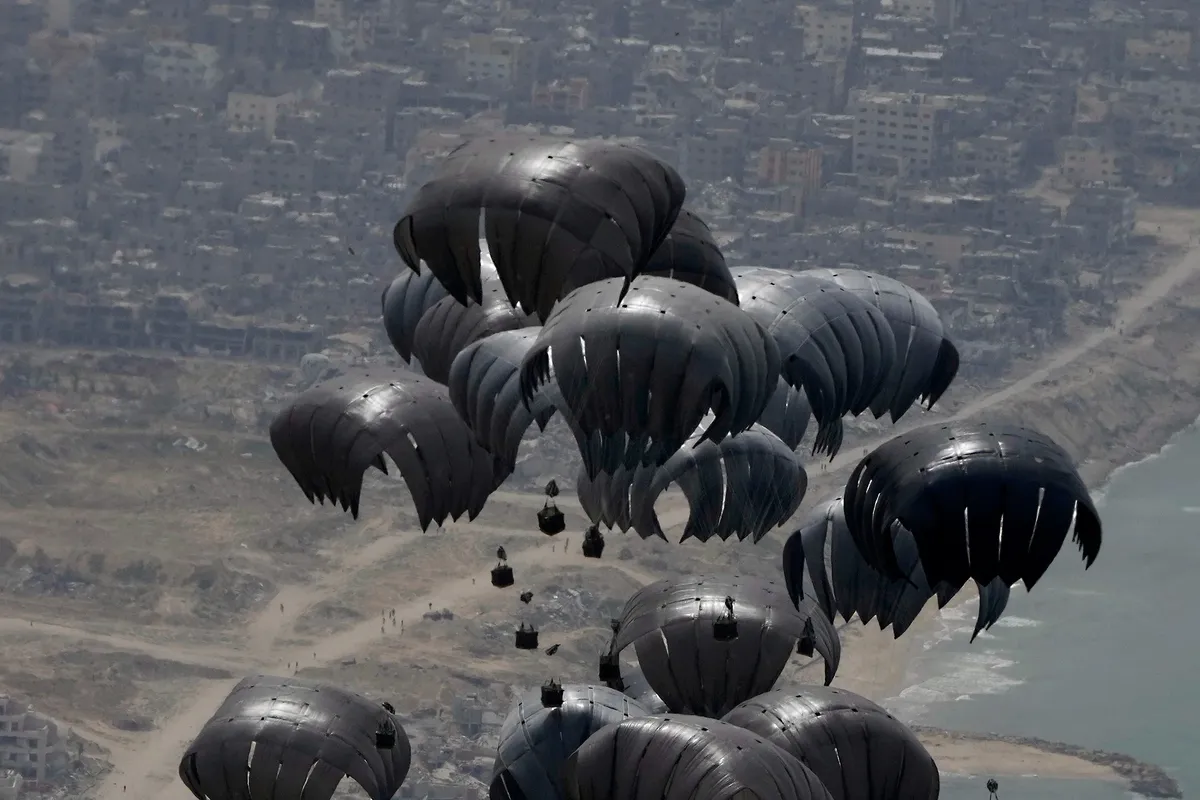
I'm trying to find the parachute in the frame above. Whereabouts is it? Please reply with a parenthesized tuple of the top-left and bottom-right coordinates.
(268, 369, 499, 527)
(381, 267, 451, 362)
(609, 576, 841, 716)
(731, 268, 896, 456)
(179, 676, 410, 800)
(521, 276, 781, 478)
(447, 329, 560, 475)
(410, 271, 537, 384)
(560, 207, 739, 305)
(723, 687, 939, 800)
(490, 685, 648, 800)
(783, 497, 1011, 640)
(575, 424, 807, 543)
(843, 421, 1103, 589)
(801, 267, 959, 420)
(563, 715, 834, 800)
(393, 135, 686, 319)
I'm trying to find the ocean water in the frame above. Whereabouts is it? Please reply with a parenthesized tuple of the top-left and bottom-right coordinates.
(885, 422, 1200, 799)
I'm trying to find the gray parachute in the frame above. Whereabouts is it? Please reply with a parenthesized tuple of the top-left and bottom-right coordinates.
(731, 268, 896, 457)
(268, 369, 499, 528)
(559, 207, 739, 305)
(179, 676, 410, 800)
(610, 576, 841, 717)
(723, 687, 939, 800)
(783, 497, 1011, 641)
(575, 423, 807, 543)
(411, 272, 537, 384)
(843, 421, 1103, 590)
(564, 715, 834, 800)
(490, 685, 648, 800)
(381, 267, 451, 362)
(393, 135, 686, 320)
(520, 276, 781, 478)
(448, 330, 561, 474)
(801, 267, 959, 421)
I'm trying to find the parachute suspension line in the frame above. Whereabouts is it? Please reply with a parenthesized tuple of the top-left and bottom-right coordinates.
(996, 511, 1005, 567)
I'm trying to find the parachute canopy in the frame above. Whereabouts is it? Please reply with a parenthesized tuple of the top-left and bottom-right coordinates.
(558, 207, 739, 305)
(411, 272, 536, 384)
(802, 268, 959, 421)
(722, 687, 939, 800)
(491, 685, 648, 800)
(269, 369, 499, 527)
(179, 676, 410, 800)
(448, 329, 560, 474)
(843, 421, 1102, 590)
(784, 497, 1012, 640)
(394, 135, 686, 320)
(731, 268, 896, 455)
(612, 576, 841, 716)
(563, 715, 834, 800)
(576, 424, 807, 543)
(381, 268, 451, 362)
(521, 276, 781, 478)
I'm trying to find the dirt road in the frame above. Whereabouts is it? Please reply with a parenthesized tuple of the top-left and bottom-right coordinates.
(92, 512, 659, 800)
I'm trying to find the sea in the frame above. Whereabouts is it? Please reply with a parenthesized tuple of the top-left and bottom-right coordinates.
(883, 420, 1200, 800)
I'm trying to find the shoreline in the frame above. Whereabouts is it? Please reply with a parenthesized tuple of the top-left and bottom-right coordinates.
(793, 222, 1200, 797)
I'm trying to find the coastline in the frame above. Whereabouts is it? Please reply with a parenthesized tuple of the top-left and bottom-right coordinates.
(790, 221, 1200, 796)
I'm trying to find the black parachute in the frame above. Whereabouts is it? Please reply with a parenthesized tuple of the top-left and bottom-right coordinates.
(179, 676, 410, 800)
(559, 207, 739, 305)
(731, 268, 896, 456)
(784, 497, 1011, 640)
(448, 329, 561, 475)
(564, 715, 834, 800)
(490, 685, 648, 800)
(801, 268, 959, 421)
(723, 687, 939, 800)
(576, 424, 807, 543)
(269, 369, 498, 527)
(520, 276, 781, 478)
(610, 576, 840, 716)
(411, 271, 537, 384)
(843, 421, 1103, 590)
(381, 268, 451, 362)
(393, 135, 686, 320)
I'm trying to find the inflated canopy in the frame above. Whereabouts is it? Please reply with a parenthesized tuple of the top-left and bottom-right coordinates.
(381, 267, 450, 362)
(563, 715, 834, 800)
(558, 207, 740, 305)
(411, 273, 537, 384)
(491, 685, 649, 800)
(575, 424, 807, 543)
(784, 496, 1011, 641)
(448, 329, 560, 474)
(394, 135, 686, 320)
(521, 275, 781, 478)
(179, 675, 410, 800)
(843, 421, 1103, 590)
(801, 267, 959, 421)
(723, 687, 939, 800)
(731, 268, 896, 456)
(612, 576, 841, 716)
(269, 369, 499, 527)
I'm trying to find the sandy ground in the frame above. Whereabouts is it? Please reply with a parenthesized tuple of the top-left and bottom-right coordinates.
(5, 213, 1198, 798)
